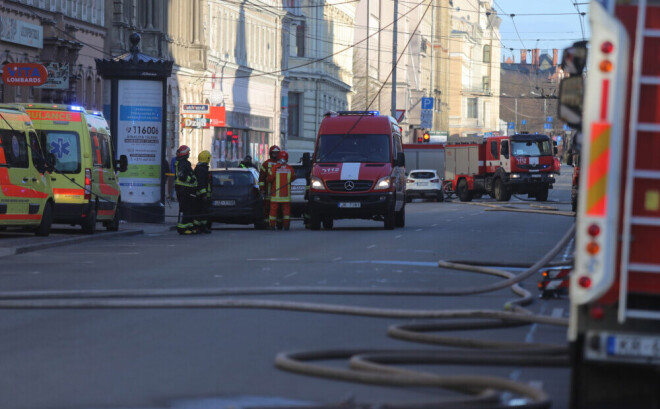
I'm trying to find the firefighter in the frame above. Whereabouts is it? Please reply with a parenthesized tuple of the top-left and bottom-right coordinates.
(174, 145, 198, 235)
(267, 150, 296, 230)
(239, 155, 257, 170)
(194, 150, 213, 234)
(259, 145, 281, 226)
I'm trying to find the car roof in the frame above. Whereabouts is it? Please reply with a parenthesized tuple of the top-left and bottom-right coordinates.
(210, 167, 254, 172)
(409, 169, 437, 173)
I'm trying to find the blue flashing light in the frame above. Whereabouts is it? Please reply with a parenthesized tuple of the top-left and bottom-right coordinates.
(69, 105, 84, 112)
(91, 111, 104, 117)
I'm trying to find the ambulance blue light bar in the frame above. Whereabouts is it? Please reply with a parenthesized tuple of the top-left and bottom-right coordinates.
(69, 105, 85, 112)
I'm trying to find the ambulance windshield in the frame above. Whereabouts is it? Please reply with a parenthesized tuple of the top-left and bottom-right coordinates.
(316, 134, 390, 163)
(41, 131, 81, 173)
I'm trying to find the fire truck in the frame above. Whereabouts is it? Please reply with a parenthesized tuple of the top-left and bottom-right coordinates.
(558, 1, 660, 408)
(444, 134, 558, 202)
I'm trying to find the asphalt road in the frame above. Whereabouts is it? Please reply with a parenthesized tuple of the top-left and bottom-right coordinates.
(0, 167, 576, 409)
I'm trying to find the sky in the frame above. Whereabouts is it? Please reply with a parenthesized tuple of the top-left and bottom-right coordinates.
(492, 0, 590, 63)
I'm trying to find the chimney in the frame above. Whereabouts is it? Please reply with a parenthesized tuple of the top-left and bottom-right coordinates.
(521, 49, 527, 65)
(533, 48, 540, 66)
(553, 48, 558, 66)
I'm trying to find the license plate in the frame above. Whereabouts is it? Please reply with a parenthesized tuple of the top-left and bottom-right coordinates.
(338, 202, 361, 208)
(292, 185, 306, 191)
(417, 182, 428, 186)
(607, 334, 660, 359)
(532, 174, 542, 178)
(213, 200, 236, 207)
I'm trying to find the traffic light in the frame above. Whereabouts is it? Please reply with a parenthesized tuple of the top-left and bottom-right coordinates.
(227, 130, 239, 142)
(423, 132, 430, 143)
(417, 136, 423, 143)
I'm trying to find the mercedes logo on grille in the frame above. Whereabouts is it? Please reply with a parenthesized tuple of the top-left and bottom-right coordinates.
(344, 180, 355, 191)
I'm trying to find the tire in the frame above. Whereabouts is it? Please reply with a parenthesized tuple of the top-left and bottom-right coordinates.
(536, 188, 549, 202)
(405, 195, 412, 203)
(395, 203, 405, 227)
(82, 203, 97, 234)
(35, 202, 53, 237)
(322, 217, 333, 230)
(437, 191, 444, 202)
(493, 178, 511, 202)
(473, 192, 483, 199)
(310, 210, 321, 230)
(457, 179, 473, 202)
(571, 196, 577, 212)
(384, 205, 395, 230)
(105, 202, 120, 231)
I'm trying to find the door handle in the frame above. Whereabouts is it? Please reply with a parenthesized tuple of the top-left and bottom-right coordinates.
(32, 178, 37, 182)
(51, 177, 57, 181)
(22, 177, 29, 182)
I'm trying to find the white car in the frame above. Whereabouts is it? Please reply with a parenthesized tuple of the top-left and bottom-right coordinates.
(290, 164, 309, 217)
(405, 169, 444, 202)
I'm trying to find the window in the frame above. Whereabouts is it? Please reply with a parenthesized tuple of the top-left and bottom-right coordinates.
(315, 134, 390, 163)
(501, 140, 509, 158)
(296, 22, 306, 57)
(288, 92, 301, 137)
(483, 76, 490, 93)
(483, 45, 491, 63)
(467, 98, 478, 118)
(0, 130, 29, 168)
(42, 130, 81, 173)
(490, 141, 499, 159)
(29, 131, 46, 171)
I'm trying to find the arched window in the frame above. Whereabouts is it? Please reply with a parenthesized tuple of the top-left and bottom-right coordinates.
(483, 45, 491, 63)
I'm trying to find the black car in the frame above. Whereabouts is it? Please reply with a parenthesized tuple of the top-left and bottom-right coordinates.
(208, 168, 265, 229)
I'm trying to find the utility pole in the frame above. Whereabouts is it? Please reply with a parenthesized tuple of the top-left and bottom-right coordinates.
(366, 0, 369, 108)
(429, 0, 435, 129)
(515, 97, 518, 133)
(391, 0, 398, 118)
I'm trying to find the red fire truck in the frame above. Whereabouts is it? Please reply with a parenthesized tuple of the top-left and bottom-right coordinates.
(444, 134, 558, 202)
(558, 1, 660, 408)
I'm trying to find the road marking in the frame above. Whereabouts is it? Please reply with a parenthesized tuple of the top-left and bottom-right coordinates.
(395, 235, 402, 239)
(562, 237, 575, 261)
(214, 275, 223, 278)
(347, 260, 438, 267)
(432, 224, 437, 227)
(332, 257, 343, 262)
(367, 244, 376, 249)
(416, 228, 423, 232)
(284, 272, 298, 278)
(248, 258, 300, 261)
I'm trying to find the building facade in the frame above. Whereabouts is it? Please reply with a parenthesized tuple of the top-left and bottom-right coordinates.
(1, 0, 106, 107)
(447, 0, 501, 137)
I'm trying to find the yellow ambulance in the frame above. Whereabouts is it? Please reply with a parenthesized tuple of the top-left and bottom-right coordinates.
(0, 105, 54, 236)
(23, 104, 127, 234)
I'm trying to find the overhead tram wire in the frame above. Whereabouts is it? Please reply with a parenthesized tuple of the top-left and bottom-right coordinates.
(570, 0, 587, 40)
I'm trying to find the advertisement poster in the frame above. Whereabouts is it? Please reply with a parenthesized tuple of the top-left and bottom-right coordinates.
(0, 16, 43, 48)
(37, 62, 69, 90)
(117, 80, 163, 204)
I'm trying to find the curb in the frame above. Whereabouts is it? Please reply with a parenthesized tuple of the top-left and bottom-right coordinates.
(1, 228, 145, 258)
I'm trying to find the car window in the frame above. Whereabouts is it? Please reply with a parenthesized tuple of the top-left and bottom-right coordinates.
(292, 166, 308, 179)
(42, 130, 81, 173)
(212, 172, 254, 186)
(0, 129, 29, 168)
(410, 171, 435, 179)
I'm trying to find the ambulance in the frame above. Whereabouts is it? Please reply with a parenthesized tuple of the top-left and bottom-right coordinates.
(23, 104, 127, 234)
(0, 105, 54, 236)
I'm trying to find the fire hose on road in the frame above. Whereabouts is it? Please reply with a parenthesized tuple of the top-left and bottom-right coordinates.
(0, 224, 576, 408)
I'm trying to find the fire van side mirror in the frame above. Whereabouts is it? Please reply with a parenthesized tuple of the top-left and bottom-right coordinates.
(115, 155, 128, 173)
(558, 76, 584, 130)
(395, 152, 405, 167)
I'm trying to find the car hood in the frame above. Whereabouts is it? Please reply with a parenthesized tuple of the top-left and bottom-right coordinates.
(312, 162, 391, 181)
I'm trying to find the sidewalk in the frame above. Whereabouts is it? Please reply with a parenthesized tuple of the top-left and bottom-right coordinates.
(0, 200, 180, 258)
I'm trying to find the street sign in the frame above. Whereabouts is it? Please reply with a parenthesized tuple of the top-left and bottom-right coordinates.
(420, 109, 433, 129)
(1, 63, 48, 86)
(182, 117, 210, 128)
(395, 109, 406, 123)
(508, 122, 515, 129)
(421, 97, 434, 110)
(564, 124, 570, 130)
(544, 123, 552, 130)
(521, 119, 527, 125)
(547, 116, 553, 122)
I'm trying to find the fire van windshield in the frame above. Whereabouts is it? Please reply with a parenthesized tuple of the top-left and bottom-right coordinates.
(511, 138, 553, 157)
(316, 134, 390, 163)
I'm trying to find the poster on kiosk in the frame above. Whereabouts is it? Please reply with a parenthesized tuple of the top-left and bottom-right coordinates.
(116, 80, 163, 204)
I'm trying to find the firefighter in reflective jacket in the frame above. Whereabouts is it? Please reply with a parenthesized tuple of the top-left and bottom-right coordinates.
(194, 150, 212, 234)
(259, 145, 281, 225)
(267, 150, 296, 230)
(175, 145, 198, 235)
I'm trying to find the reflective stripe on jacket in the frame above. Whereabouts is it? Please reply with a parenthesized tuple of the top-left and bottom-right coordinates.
(175, 158, 197, 188)
(268, 163, 295, 202)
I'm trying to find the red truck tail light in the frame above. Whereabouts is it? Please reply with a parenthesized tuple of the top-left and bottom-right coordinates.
(84, 168, 92, 201)
(578, 276, 592, 288)
(588, 224, 601, 237)
(600, 41, 614, 54)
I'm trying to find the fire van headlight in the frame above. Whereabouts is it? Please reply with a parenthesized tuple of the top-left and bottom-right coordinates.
(511, 173, 521, 179)
(374, 176, 392, 190)
(310, 177, 325, 190)
(549, 173, 556, 178)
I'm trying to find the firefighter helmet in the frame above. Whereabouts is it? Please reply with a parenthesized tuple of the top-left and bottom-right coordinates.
(278, 150, 289, 163)
(268, 145, 281, 159)
(198, 150, 211, 164)
(176, 145, 191, 157)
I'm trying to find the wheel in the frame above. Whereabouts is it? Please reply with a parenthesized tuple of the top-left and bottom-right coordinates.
(571, 196, 577, 212)
(35, 202, 53, 237)
(310, 210, 321, 230)
(105, 203, 120, 231)
(437, 191, 444, 202)
(395, 203, 405, 227)
(536, 188, 549, 202)
(81, 203, 97, 234)
(493, 178, 511, 202)
(457, 179, 473, 202)
(473, 192, 483, 199)
(322, 217, 333, 230)
(384, 205, 395, 230)
(405, 195, 412, 203)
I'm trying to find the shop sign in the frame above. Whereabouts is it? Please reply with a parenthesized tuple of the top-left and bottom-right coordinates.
(37, 62, 69, 90)
(1, 63, 48, 86)
(181, 103, 210, 114)
(182, 117, 210, 129)
(205, 106, 226, 127)
(0, 16, 43, 48)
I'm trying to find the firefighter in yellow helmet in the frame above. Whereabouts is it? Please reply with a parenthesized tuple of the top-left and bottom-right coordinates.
(194, 150, 213, 234)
